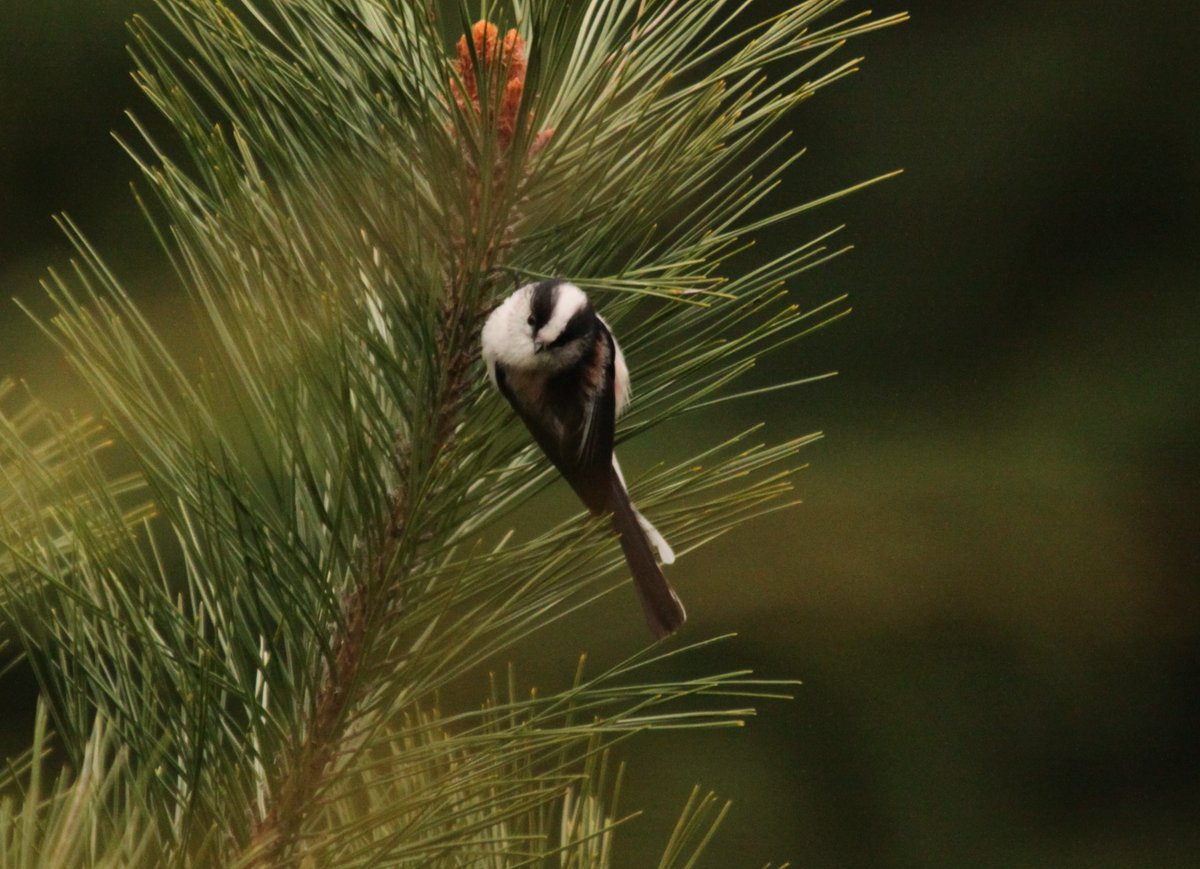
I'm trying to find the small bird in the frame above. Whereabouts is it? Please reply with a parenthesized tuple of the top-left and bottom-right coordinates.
(481, 278, 686, 638)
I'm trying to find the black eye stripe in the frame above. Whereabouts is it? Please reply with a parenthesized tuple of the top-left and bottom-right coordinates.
(529, 279, 560, 331)
(549, 305, 594, 348)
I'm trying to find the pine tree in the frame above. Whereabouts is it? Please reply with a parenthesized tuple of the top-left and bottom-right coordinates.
(0, 1, 903, 865)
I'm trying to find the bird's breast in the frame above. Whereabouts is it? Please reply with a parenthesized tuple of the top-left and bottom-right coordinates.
(506, 368, 567, 439)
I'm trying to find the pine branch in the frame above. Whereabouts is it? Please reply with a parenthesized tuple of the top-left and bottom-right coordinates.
(245, 265, 500, 863)
(1, 1, 905, 865)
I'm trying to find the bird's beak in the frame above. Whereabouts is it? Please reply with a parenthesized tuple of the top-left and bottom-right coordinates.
(533, 340, 546, 354)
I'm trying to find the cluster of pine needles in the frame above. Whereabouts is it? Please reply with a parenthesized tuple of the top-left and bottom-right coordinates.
(0, 1, 901, 865)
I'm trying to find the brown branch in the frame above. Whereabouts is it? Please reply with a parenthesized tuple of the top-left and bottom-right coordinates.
(241, 19, 543, 862)
(246, 579, 372, 863)
(240, 279, 493, 868)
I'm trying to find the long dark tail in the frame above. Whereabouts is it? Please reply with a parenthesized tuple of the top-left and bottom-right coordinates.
(608, 475, 686, 639)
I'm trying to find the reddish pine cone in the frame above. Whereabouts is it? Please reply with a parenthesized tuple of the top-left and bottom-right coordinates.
(451, 20, 529, 149)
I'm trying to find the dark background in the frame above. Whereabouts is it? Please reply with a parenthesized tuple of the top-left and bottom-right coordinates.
(2, 2, 1197, 866)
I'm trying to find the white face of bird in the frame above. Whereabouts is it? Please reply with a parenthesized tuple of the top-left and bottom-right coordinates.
(482, 280, 595, 373)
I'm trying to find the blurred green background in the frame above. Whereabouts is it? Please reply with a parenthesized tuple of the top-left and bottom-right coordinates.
(2, 2, 1197, 866)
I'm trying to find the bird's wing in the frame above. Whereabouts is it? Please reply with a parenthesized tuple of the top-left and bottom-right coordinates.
(576, 325, 618, 479)
(597, 314, 630, 416)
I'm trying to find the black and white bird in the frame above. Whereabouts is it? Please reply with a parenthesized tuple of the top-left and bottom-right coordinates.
(481, 278, 686, 638)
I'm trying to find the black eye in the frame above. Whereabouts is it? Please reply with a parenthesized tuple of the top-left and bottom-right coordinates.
(526, 316, 536, 327)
